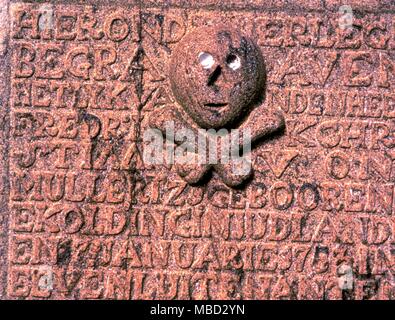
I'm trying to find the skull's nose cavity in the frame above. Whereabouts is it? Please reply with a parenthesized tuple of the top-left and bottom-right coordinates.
(207, 65, 222, 87)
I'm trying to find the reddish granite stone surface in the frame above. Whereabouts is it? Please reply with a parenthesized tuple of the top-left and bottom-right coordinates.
(0, 0, 395, 299)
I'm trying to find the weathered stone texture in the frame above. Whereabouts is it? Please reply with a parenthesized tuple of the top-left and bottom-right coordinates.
(1, 0, 395, 299)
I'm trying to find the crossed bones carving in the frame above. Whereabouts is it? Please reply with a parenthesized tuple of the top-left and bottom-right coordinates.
(148, 25, 285, 187)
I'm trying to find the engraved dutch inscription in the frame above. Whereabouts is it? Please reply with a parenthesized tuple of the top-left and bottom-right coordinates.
(1, 0, 395, 300)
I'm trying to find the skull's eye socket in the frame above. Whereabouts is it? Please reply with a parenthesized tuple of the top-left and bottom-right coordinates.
(198, 52, 215, 69)
(226, 54, 241, 70)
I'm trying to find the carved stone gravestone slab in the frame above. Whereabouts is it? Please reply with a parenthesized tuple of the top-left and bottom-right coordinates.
(0, 0, 395, 300)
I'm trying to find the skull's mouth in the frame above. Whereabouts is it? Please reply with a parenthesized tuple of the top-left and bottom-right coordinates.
(203, 102, 228, 108)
